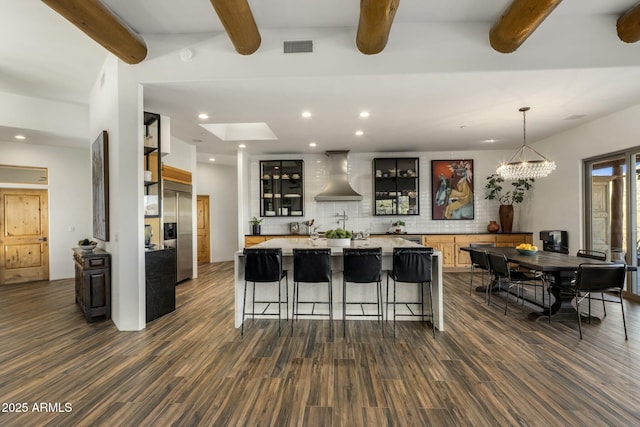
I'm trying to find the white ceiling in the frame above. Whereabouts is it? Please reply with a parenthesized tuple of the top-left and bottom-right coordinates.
(2, 0, 640, 165)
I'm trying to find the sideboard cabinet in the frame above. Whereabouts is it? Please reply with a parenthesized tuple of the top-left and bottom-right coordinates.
(73, 248, 111, 322)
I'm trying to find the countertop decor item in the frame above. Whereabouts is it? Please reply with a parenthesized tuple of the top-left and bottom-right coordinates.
(516, 248, 538, 256)
(487, 221, 500, 233)
(249, 216, 263, 235)
(78, 238, 98, 253)
(485, 173, 534, 233)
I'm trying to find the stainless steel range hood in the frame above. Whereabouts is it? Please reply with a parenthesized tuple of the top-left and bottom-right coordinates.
(314, 151, 363, 201)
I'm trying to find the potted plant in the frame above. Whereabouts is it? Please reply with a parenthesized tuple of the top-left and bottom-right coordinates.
(391, 220, 405, 234)
(249, 216, 263, 235)
(484, 174, 534, 233)
(324, 228, 353, 246)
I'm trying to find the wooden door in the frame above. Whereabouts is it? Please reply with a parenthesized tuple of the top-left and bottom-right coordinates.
(0, 189, 49, 285)
(196, 195, 210, 263)
(592, 177, 611, 255)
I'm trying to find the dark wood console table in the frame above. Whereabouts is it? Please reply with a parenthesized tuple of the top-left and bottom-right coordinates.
(73, 248, 111, 322)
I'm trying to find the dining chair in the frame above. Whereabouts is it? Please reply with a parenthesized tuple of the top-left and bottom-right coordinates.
(242, 248, 289, 336)
(487, 252, 541, 315)
(576, 249, 608, 317)
(342, 247, 383, 337)
(468, 243, 496, 299)
(386, 247, 435, 338)
(571, 262, 627, 339)
(292, 248, 333, 337)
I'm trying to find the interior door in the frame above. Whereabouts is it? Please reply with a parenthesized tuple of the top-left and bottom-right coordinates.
(0, 188, 49, 285)
(197, 195, 210, 263)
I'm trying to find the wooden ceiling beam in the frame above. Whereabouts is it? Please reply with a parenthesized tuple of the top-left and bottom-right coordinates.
(42, 0, 147, 64)
(489, 0, 563, 54)
(617, 3, 640, 43)
(356, 0, 400, 55)
(209, 0, 261, 55)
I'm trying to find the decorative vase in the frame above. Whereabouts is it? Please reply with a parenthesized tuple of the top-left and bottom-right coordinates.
(487, 221, 500, 233)
(251, 224, 261, 235)
(499, 205, 514, 233)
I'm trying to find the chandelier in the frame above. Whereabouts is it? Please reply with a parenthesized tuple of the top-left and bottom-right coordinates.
(497, 107, 556, 180)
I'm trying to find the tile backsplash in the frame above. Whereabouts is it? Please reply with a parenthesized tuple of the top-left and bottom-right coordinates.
(249, 150, 529, 235)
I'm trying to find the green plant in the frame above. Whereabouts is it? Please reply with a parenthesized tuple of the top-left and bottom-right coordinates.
(78, 238, 95, 245)
(324, 228, 352, 239)
(392, 220, 405, 227)
(484, 173, 534, 205)
(249, 216, 263, 226)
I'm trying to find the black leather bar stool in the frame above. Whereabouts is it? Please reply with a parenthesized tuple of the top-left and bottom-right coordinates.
(342, 247, 383, 337)
(386, 247, 435, 338)
(242, 248, 288, 336)
(293, 248, 333, 337)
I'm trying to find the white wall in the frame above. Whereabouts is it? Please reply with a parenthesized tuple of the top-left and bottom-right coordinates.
(243, 149, 531, 237)
(89, 55, 145, 331)
(529, 103, 640, 253)
(196, 162, 238, 261)
(0, 141, 91, 280)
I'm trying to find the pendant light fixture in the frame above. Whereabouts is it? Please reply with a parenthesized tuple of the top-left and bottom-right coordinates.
(497, 107, 556, 180)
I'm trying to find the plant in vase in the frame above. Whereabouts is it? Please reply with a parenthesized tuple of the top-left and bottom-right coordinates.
(249, 216, 263, 235)
(324, 228, 353, 246)
(484, 174, 534, 233)
(391, 220, 405, 234)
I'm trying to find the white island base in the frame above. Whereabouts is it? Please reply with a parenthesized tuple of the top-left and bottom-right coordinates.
(234, 237, 444, 332)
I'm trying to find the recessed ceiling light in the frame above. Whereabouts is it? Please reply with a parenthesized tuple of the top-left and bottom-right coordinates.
(14, 135, 26, 140)
(238, 144, 246, 148)
(355, 130, 364, 136)
(482, 139, 497, 143)
(209, 157, 216, 162)
(301, 111, 312, 118)
(192, 139, 203, 143)
(309, 142, 317, 147)
(198, 113, 209, 119)
(359, 111, 370, 118)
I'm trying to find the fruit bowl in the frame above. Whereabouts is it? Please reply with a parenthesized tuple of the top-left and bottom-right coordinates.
(516, 248, 538, 256)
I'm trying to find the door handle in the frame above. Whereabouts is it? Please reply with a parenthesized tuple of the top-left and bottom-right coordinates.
(39, 237, 47, 242)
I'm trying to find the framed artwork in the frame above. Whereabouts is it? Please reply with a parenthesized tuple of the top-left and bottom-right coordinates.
(92, 130, 110, 241)
(431, 159, 474, 220)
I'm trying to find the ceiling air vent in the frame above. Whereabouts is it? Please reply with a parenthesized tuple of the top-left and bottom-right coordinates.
(283, 40, 313, 54)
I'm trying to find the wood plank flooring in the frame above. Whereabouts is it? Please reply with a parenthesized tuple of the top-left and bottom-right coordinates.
(2, 262, 640, 426)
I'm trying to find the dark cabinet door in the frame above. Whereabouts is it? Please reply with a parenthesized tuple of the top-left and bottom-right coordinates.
(373, 158, 419, 216)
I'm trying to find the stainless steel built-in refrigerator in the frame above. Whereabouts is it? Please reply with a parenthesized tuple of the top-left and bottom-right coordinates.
(163, 180, 193, 282)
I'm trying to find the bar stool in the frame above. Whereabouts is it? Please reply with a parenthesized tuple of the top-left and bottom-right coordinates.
(242, 248, 288, 336)
(386, 247, 435, 338)
(293, 248, 333, 337)
(342, 247, 383, 337)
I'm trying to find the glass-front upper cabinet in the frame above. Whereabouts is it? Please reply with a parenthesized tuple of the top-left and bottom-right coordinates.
(143, 112, 161, 218)
(260, 160, 303, 217)
(373, 158, 419, 216)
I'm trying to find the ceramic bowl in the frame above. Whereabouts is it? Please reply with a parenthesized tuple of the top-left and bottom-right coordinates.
(516, 248, 538, 256)
(79, 242, 97, 253)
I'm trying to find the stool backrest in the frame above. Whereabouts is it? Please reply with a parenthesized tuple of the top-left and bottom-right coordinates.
(487, 252, 510, 279)
(343, 247, 382, 283)
(293, 248, 332, 282)
(391, 247, 433, 282)
(244, 248, 283, 282)
(577, 249, 607, 261)
(469, 248, 490, 270)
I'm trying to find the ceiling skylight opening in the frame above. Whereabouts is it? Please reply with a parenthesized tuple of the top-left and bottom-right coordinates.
(302, 111, 312, 118)
(14, 135, 26, 140)
(200, 122, 277, 141)
(355, 130, 364, 136)
(198, 113, 209, 119)
(359, 111, 370, 118)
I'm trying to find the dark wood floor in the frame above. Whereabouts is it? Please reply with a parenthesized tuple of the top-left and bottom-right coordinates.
(2, 262, 640, 426)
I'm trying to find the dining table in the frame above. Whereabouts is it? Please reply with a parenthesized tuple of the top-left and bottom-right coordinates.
(234, 237, 444, 331)
(462, 246, 631, 323)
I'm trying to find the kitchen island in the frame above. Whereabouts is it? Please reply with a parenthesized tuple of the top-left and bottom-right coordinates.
(234, 237, 444, 331)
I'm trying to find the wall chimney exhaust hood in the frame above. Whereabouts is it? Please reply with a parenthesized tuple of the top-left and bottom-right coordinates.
(314, 151, 363, 201)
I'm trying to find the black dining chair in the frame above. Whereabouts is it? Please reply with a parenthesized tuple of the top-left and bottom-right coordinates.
(242, 248, 289, 336)
(342, 247, 383, 338)
(571, 262, 627, 339)
(293, 248, 333, 337)
(487, 252, 541, 315)
(576, 249, 608, 317)
(386, 247, 435, 338)
(468, 243, 496, 299)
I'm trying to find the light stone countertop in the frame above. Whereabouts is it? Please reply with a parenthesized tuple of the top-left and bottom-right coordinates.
(239, 237, 425, 256)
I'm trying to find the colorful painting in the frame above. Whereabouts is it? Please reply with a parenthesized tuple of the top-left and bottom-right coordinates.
(92, 131, 109, 241)
(431, 159, 474, 220)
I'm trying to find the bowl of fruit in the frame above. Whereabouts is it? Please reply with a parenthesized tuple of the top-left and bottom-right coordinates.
(515, 243, 538, 256)
(78, 238, 98, 253)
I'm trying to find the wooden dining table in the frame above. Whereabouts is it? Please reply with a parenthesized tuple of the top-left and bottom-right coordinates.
(462, 246, 629, 322)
